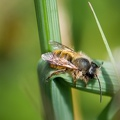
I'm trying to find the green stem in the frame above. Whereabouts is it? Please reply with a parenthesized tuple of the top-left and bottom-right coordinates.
(34, 0, 74, 120)
(34, 0, 61, 53)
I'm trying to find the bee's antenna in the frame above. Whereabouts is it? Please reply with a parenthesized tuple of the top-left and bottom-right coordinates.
(95, 75, 102, 103)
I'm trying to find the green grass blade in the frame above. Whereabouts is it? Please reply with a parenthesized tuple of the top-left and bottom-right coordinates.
(38, 60, 74, 120)
(34, 0, 74, 120)
(34, 0, 61, 53)
(88, 2, 120, 119)
(39, 59, 120, 100)
(98, 90, 120, 120)
(38, 58, 120, 119)
(88, 2, 120, 82)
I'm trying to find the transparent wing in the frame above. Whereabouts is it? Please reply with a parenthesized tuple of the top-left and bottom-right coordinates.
(49, 40, 74, 51)
(42, 52, 78, 69)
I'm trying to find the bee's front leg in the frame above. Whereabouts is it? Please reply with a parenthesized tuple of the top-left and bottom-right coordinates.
(83, 78, 89, 87)
(46, 69, 66, 82)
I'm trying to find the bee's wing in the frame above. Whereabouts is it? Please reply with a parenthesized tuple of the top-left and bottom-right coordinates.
(42, 52, 78, 69)
(49, 40, 74, 51)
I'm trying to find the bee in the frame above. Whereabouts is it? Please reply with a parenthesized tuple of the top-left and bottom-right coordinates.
(42, 41, 103, 102)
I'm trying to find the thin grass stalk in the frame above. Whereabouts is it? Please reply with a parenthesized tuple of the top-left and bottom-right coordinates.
(88, 2, 120, 119)
(88, 2, 120, 83)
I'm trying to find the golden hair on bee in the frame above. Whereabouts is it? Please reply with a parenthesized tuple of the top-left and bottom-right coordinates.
(42, 41, 103, 102)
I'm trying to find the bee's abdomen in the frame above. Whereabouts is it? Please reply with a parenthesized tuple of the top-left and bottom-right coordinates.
(53, 50, 73, 62)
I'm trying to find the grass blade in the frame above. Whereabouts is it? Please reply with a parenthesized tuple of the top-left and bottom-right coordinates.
(34, 0, 61, 53)
(98, 90, 120, 120)
(88, 2, 120, 119)
(38, 60, 74, 120)
(88, 2, 120, 82)
(34, 0, 74, 119)
(39, 60, 120, 100)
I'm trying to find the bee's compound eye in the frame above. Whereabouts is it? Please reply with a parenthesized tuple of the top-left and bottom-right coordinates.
(74, 58, 90, 71)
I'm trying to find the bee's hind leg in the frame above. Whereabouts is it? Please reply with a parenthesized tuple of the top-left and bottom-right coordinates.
(46, 69, 66, 82)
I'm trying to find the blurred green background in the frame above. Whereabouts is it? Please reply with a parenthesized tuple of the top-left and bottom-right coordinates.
(0, 0, 120, 120)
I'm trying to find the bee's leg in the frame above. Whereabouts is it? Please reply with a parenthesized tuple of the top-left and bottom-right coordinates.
(71, 70, 82, 86)
(79, 73, 89, 86)
(82, 77, 89, 87)
(46, 69, 66, 82)
(71, 71, 77, 85)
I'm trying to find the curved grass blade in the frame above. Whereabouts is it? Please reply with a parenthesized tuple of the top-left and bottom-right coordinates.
(38, 59, 74, 120)
(39, 59, 120, 102)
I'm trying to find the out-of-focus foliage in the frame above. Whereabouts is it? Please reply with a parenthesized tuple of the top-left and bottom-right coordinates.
(0, 0, 120, 120)
(0, 0, 42, 120)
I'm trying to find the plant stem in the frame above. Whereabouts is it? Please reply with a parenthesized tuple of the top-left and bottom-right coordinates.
(34, 0, 61, 53)
(34, 0, 74, 120)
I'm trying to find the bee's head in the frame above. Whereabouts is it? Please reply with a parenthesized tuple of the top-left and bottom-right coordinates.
(86, 62, 99, 79)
